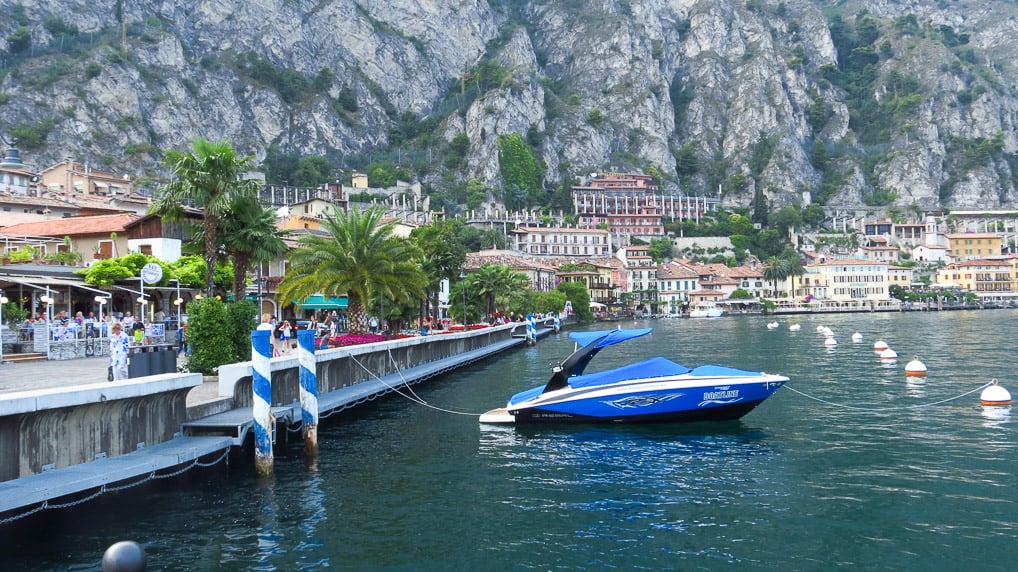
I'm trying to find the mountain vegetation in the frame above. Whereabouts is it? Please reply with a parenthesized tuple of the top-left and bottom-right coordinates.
(3, 1, 1018, 215)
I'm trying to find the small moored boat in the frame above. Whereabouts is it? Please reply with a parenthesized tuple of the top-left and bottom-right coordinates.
(479, 328, 788, 425)
(689, 301, 723, 318)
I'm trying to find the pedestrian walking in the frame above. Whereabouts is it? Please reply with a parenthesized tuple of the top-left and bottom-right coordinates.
(109, 322, 130, 381)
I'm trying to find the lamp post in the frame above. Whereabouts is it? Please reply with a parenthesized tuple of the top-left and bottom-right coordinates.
(41, 290, 54, 358)
(0, 294, 8, 364)
(459, 270, 467, 326)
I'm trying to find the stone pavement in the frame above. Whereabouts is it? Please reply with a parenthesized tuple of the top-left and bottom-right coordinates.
(0, 354, 221, 407)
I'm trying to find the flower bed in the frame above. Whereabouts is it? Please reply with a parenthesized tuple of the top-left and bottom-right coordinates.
(318, 333, 387, 348)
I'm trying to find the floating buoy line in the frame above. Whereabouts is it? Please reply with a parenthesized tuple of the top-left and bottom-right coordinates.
(347, 332, 1008, 418)
(781, 380, 997, 412)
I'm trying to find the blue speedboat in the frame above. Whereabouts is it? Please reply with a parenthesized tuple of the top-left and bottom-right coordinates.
(479, 328, 788, 424)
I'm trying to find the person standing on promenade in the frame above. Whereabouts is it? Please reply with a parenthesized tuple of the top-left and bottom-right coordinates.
(278, 320, 292, 354)
(109, 322, 130, 381)
(256, 313, 277, 356)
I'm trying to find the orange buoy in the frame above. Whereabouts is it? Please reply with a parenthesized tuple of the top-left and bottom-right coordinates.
(904, 355, 927, 377)
(981, 380, 1012, 406)
(874, 340, 889, 352)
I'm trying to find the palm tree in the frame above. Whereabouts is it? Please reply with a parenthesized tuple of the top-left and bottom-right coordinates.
(783, 255, 805, 300)
(152, 138, 260, 296)
(469, 264, 530, 317)
(277, 207, 427, 334)
(218, 196, 289, 302)
(762, 257, 788, 298)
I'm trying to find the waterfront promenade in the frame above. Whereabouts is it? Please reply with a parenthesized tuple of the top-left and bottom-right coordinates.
(0, 355, 220, 406)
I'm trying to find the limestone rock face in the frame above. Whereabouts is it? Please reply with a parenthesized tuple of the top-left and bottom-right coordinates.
(2, 0, 1018, 212)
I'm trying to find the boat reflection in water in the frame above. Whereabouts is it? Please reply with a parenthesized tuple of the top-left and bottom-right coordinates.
(480, 328, 788, 425)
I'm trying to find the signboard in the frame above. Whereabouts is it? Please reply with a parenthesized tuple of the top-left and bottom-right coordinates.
(140, 262, 163, 284)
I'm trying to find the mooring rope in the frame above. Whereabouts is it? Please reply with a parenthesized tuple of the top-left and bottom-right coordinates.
(348, 352, 484, 417)
(781, 381, 994, 412)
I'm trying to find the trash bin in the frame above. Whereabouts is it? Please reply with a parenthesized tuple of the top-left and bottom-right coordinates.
(128, 347, 153, 378)
(160, 347, 176, 374)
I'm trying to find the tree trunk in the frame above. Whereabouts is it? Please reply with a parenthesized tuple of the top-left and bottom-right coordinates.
(347, 296, 368, 334)
(233, 253, 251, 303)
(204, 214, 218, 297)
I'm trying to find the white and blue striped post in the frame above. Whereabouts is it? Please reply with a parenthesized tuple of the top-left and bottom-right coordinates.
(526, 313, 537, 345)
(297, 329, 319, 457)
(251, 329, 273, 477)
(553, 312, 561, 333)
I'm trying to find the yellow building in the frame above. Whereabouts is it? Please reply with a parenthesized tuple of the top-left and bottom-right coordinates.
(943, 233, 1002, 261)
(802, 259, 890, 305)
(351, 172, 369, 188)
(935, 259, 1014, 293)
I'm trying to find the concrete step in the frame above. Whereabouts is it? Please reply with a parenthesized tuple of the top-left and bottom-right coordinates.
(3, 352, 48, 363)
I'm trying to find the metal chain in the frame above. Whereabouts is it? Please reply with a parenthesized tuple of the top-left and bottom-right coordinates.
(0, 448, 230, 525)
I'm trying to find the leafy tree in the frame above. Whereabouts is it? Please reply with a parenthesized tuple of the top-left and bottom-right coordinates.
(768, 205, 802, 236)
(498, 134, 543, 206)
(412, 220, 467, 321)
(7, 26, 31, 53)
(647, 237, 674, 262)
(556, 281, 593, 323)
(152, 138, 260, 296)
(278, 207, 427, 334)
(730, 288, 752, 299)
(675, 143, 700, 176)
(184, 297, 234, 375)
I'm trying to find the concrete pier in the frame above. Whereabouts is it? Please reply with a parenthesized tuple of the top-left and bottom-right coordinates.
(0, 323, 554, 522)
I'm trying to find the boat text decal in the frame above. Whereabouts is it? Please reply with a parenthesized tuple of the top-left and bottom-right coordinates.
(698, 386, 742, 407)
(602, 393, 683, 410)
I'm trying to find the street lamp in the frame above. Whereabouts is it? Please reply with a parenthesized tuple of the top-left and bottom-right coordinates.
(0, 294, 8, 364)
(459, 270, 467, 325)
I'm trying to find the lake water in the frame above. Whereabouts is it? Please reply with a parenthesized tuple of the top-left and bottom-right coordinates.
(2, 311, 1016, 570)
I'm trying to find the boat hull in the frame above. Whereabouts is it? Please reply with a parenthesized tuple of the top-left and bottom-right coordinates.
(486, 375, 787, 425)
(511, 397, 769, 424)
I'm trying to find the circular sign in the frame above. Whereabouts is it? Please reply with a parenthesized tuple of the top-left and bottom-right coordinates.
(140, 262, 163, 284)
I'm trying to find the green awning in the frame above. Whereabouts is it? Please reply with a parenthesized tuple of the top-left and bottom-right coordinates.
(295, 295, 348, 309)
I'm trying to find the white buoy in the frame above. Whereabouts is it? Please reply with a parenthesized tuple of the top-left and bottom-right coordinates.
(823, 327, 834, 338)
(874, 340, 889, 352)
(789, 324, 801, 331)
(852, 332, 863, 343)
(981, 380, 1012, 406)
(879, 347, 898, 362)
(904, 355, 927, 377)
(824, 337, 838, 347)
(767, 321, 779, 330)
(816, 325, 825, 333)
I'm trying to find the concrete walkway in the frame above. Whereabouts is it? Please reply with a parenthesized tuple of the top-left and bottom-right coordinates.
(0, 355, 221, 406)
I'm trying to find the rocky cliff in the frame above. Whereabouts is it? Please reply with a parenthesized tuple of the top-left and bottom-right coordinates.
(2, 0, 1018, 213)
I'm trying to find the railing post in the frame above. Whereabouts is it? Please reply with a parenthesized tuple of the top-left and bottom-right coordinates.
(297, 329, 319, 457)
(251, 329, 273, 477)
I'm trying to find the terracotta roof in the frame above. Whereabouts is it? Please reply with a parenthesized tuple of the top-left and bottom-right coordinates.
(949, 259, 1011, 267)
(0, 213, 141, 237)
(816, 258, 888, 266)
(514, 226, 610, 235)
(657, 261, 699, 279)
(944, 233, 1001, 240)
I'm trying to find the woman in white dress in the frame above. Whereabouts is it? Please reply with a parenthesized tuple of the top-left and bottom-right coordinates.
(109, 322, 131, 381)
